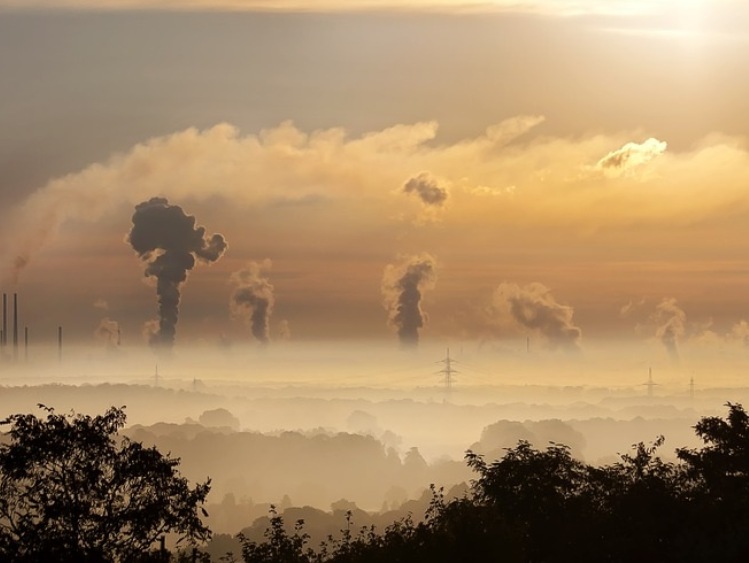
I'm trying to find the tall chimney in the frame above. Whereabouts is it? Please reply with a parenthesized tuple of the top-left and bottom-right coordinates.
(13, 293, 18, 361)
(2, 293, 6, 348)
(24, 326, 28, 363)
(58, 326, 62, 363)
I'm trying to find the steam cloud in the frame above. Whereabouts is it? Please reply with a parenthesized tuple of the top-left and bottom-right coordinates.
(278, 319, 291, 341)
(596, 137, 667, 176)
(128, 197, 227, 350)
(382, 254, 437, 347)
(491, 282, 581, 351)
(230, 260, 275, 344)
(652, 297, 685, 364)
(403, 172, 449, 207)
(94, 317, 120, 347)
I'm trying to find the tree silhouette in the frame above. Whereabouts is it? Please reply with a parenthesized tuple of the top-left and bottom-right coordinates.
(0, 405, 211, 562)
(677, 402, 749, 559)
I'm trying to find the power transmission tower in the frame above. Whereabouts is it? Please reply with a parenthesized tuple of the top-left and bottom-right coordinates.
(437, 348, 459, 395)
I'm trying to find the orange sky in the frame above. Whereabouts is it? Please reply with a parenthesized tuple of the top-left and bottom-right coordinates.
(1, 3, 749, 353)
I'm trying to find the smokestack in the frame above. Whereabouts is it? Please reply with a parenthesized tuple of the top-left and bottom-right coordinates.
(2, 293, 6, 348)
(24, 326, 28, 363)
(13, 293, 17, 361)
(58, 326, 62, 363)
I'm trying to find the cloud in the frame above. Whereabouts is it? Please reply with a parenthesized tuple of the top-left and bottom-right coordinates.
(0, 1, 665, 16)
(382, 254, 437, 347)
(595, 137, 667, 177)
(403, 172, 449, 207)
(4, 117, 749, 285)
(468, 185, 516, 197)
(490, 282, 582, 351)
(619, 298, 646, 318)
(729, 320, 749, 347)
(230, 260, 275, 344)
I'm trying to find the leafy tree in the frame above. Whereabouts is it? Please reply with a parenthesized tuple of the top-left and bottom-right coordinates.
(238, 505, 314, 563)
(677, 402, 749, 559)
(223, 402, 749, 563)
(678, 402, 749, 497)
(0, 405, 211, 562)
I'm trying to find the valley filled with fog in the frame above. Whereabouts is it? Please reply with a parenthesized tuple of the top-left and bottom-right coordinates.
(2, 338, 747, 551)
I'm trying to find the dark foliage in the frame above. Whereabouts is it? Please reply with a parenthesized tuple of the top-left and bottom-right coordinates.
(232, 403, 749, 563)
(0, 405, 211, 563)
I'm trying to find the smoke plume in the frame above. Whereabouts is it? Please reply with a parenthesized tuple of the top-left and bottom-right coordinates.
(128, 197, 227, 350)
(652, 297, 685, 364)
(403, 172, 449, 207)
(491, 282, 581, 351)
(278, 319, 291, 341)
(94, 317, 120, 347)
(230, 260, 275, 344)
(382, 254, 437, 347)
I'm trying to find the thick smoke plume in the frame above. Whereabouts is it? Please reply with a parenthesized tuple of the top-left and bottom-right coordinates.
(403, 172, 449, 207)
(491, 282, 581, 351)
(128, 197, 227, 350)
(652, 297, 685, 364)
(230, 260, 275, 344)
(382, 254, 437, 348)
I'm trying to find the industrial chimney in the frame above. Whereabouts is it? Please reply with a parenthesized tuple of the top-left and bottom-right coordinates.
(13, 293, 18, 361)
(2, 293, 6, 348)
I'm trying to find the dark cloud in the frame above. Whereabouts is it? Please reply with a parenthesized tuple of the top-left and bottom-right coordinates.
(230, 261, 274, 344)
(382, 254, 437, 348)
(128, 197, 227, 351)
(402, 172, 449, 207)
(492, 282, 581, 351)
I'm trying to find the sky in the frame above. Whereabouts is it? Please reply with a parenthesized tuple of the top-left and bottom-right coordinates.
(2, 0, 749, 357)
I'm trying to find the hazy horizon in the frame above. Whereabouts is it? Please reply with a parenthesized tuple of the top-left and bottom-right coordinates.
(2, 4, 749, 549)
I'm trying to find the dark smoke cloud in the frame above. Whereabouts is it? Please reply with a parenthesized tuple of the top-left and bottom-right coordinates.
(402, 172, 449, 207)
(230, 260, 274, 344)
(492, 282, 581, 351)
(128, 197, 227, 350)
(382, 254, 437, 348)
(652, 297, 685, 364)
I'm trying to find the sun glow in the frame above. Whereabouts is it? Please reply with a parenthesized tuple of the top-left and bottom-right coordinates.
(669, 0, 710, 34)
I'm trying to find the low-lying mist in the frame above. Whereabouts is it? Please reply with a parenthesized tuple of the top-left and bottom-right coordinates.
(1, 338, 747, 537)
